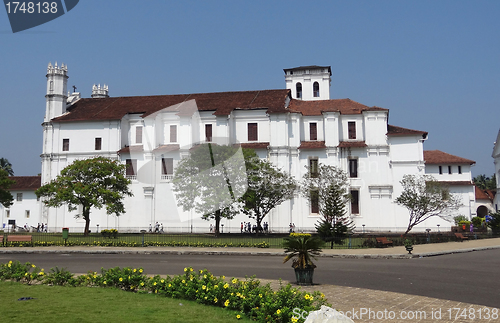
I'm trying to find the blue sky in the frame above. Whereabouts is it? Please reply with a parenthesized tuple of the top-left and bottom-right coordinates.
(0, 0, 498, 176)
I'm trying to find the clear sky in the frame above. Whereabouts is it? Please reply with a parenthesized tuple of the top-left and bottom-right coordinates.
(0, 0, 498, 177)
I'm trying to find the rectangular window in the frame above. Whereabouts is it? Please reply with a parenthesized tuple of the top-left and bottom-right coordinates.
(205, 124, 212, 142)
(351, 190, 359, 214)
(136, 126, 143, 144)
(310, 190, 319, 214)
(161, 158, 174, 175)
(170, 125, 177, 143)
(126, 159, 137, 176)
(310, 123, 317, 141)
(448, 166, 452, 174)
(62, 139, 69, 151)
(248, 123, 258, 141)
(95, 138, 102, 150)
(6, 210, 10, 218)
(25, 210, 30, 218)
(17, 193, 23, 202)
(309, 158, 318, 178)
(348, 122, 356, 139)
(349, 158, 358, 178)
(439, 166, 443, 174)
(458, 166, 462, 174)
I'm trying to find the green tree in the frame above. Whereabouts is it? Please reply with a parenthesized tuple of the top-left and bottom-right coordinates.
(486, 211, 500, 232)
(395, 174, 461, 234)
(172, 144, 249, 235)
(473, 174, 496, 190)
(240, 157, 296, 235)
(0, 158, 14, 176)
(300, 164, 353, 248)
(36, 157, 132, 235)
(0, 169, 15, 208)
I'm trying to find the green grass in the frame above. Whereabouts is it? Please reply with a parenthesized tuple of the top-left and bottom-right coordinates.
(2, 232, 372, 249)
(0, 281, 251, 323)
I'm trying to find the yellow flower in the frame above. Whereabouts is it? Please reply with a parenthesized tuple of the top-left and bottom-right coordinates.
(153, 282, 157, 286)
(25, 273, 28, 276)
(160, 279, 164, 283)
(291, 317, 298, 323)
(224, 300, 230, 307)
(168, 284, 172, 287)
(203, 275, 207, 279)
(140, 282, 144, 286)
(119, 277, 123, 282)
(232, 278, 238, 284)
(184, 267, 188, 272)
(276, 309, 281, 315)
(259, 294, 262, 298)
(223, 283, 229, 289)
(304, 294, 310, 300)
(214, 298, 218, 303)
(31, 264, 36, 268)
(214, 285, 218, 289)
(182, 280, 185, 283)
(236, 314, 241, 319)
(133, 269, 137, 273)
(202, 285, 206, 290)
(221, 275, 225, 279)
(139, 269, 143, 273)
(103, 281, 107, 285)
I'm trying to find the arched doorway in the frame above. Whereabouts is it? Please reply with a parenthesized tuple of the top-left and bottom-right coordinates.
(477, 205, 489, 218)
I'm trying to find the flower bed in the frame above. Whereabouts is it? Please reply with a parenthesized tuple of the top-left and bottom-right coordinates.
(0, 261, 328, 323)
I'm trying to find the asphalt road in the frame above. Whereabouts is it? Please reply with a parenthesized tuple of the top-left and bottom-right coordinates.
(1, 249, 499, 308)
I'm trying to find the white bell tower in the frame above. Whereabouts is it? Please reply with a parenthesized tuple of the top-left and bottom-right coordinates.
(284, 65, 331, 101)
(45, 62, 68, 122)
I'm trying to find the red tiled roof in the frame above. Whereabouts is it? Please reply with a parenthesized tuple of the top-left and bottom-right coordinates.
(338, 141, 367, 148)
(387, 125, 428, 138)
(152, 144, 180, 153)
(298, 141, 326, 149)
(117, 145, 144, 154)
(10, 176, 41, 191)
(475, 186, 495, 201)
(52, 90, 290, 122)
(238, 142, 270, 149)
(437, 181, 474, 186)
(424, 150, 475, 165)
(288, 98, 387, 116)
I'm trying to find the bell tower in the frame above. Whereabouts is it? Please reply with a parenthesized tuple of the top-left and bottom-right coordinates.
(45, 62, 68, 122)
(284, 65, 331, 101)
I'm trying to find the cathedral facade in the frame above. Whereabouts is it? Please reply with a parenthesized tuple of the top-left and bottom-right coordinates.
(2, 63, 479, 233)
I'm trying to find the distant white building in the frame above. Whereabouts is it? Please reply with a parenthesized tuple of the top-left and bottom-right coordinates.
(3, 63, 480, 233)
(1, 176, 41, 231)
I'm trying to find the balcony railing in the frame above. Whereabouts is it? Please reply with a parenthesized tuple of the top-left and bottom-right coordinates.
(161, 174, 173, 181)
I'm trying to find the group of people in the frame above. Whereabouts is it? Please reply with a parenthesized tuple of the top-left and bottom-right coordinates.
(148, 222, 164, 233)
(241, 221, 269, 234)
(23, 223, 47, 233)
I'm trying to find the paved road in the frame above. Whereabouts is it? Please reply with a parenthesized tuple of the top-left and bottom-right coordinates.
(2, 249, 499, 308)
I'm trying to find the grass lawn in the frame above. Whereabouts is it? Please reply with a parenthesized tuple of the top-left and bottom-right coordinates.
(0, 281, 251, 323)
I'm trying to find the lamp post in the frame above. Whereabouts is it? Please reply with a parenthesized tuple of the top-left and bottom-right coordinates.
(437, 224, 440, 233)
(221, 224, 224, 234)
(362, 224, 365, 234)
(426, 228, 431, 243)
(96, 224, 99, 234)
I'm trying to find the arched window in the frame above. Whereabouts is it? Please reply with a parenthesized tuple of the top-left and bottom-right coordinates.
(296, 82, 302, 99)
(313, 82, 320, 97)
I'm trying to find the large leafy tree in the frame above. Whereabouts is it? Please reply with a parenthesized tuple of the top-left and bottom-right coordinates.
(301, 164, 353, 248)
(36, 157, 133, 235)
(395, 174, 461, 234)
(240, 157, 296, 235)
(473, 174, 496, 190)
(0, 158, 14, 176)
(172, 144, 249, 235)
(0, 169, 15, 208)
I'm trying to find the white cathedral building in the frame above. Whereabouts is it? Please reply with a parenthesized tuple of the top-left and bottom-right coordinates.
(0, 63, 482, 233)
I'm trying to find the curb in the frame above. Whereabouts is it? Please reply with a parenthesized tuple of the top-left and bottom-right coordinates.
(0, 245, 499, 258)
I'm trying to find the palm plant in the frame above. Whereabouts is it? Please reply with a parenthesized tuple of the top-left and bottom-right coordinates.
(0, 158, 14, 176)
(283, 233, 323, 269)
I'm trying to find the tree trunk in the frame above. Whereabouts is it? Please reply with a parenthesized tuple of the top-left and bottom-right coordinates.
(214, 210, 221, 237)
(255, 217, 262, 236)
(83, 206, 90, 236)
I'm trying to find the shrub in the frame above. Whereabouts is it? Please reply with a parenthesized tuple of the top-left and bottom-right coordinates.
(454, 215, 468, 225)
